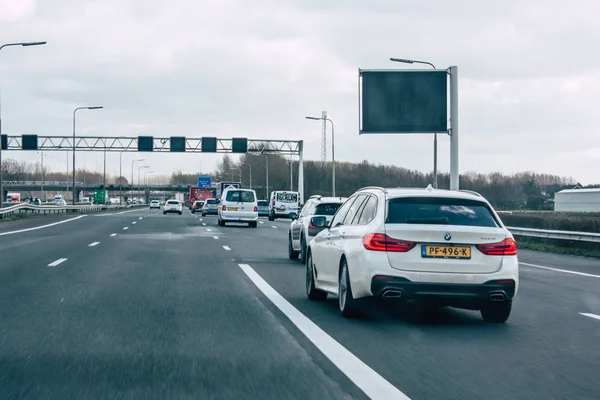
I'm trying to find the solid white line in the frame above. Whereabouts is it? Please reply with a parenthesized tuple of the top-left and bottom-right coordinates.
(237, 263, 411, 400)
(123, 226, 129, 230)
(520, 262, 600, 279)
(202, 223, 207, 226)
(206, 228, 212, 232)
(213, 236, 219, 239)
(271, 226, 277, 229)
(223, 245, 231, 251)
(580, 312, 600, 321)
(88, 242, 100, 247)
(132, 221, 137, 224)
(117, 209, 140, 215)
(47, 258, 68, 267)
(110, 233, 117, 237)
(0, 215, 87, 236)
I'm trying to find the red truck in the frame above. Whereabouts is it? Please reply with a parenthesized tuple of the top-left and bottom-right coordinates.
(188, 187, 214, 206)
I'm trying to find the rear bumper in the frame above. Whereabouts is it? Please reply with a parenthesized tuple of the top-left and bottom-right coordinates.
(370, 276, 516, 304)
(203, 209, 218, 214)
(164, 209, 182, 213)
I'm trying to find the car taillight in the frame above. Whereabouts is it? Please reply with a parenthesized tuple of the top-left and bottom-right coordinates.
(476, 238, 517, 256)
(254, 206, 258, 212)
(221, 204, 226, 211)
(362, 233, 416, 252)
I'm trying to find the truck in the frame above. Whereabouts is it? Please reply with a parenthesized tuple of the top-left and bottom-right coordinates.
(215, 182, 242, 199)
(189, 187, 215, 205)
(175, 193, 184, 203)
(6, 192, 21, 203)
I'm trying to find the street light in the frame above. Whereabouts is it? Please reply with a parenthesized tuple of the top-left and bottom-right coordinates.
(144, 171, 154, 193)
(240, 163, 252, 189)
(306, 115, 335, 196)
(72, 105, 103, 204)
(131, 158, 145, 200)
(138, 165, 149, 187)
(249, 152, 269, 199)
(390, 57, 439, 189)
(119, 151, 124, 204)
(0, 40, 47, 208)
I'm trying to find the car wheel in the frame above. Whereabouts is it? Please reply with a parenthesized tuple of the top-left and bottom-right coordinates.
(480, 301, 512, 323)
(250, 221, 257, 228)
(288, 234, 299, 260)
(306, 250, 327, 301)
(179, 211, 182, 215)
(163, 211, 166, 215)
(299, 235, 307, 264)
(338, 259, 359, 318)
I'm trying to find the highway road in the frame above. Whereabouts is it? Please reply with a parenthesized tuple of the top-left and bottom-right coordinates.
(0, 208, 599, 399)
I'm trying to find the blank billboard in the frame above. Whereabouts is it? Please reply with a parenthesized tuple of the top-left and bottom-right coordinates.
(359, 70, 448, 134)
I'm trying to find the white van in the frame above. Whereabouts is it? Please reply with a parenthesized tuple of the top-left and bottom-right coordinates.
(268, 190, 300, 221)
(218, 188, 258, 228)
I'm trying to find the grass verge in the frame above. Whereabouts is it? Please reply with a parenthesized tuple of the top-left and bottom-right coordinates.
(514, 236, 600, 259)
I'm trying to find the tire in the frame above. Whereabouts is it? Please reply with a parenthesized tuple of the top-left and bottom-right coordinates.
(288, 234, 299, 259)
(250, 221, 257, 228)
(179, 211, 182, 215)
(268, 214, 274, 221)
(481, 301, 512, 323)
(299, 235, 307, 264)
(191, 210, 195, 214)
(338, 259, 359, 318)
(306, 250, 327, 301)
(202, 213, 205, 217)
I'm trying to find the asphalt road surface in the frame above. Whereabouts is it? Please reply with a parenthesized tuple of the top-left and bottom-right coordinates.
(1, 208, 599, 399)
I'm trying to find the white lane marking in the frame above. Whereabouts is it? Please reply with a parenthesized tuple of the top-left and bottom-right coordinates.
(202, 223, 207, 226)
(271, 226, 277, 229)
(0, 215, 86, 236)
(123, 226, 129, 230)
(223, 245, 231, 251)
(199, 218, 203, 221)
(139, 217, 143, 220)
(213, 236, 219, 240)
(132, 221, 137, 224)
(88, 241, 100, 247)
(259, 221, 264, 224)
(110, 233, 117, 237)
(206, 228, 212, 232)
(521, 262, 600, 279)
(238, 264, 411, 400)
(580, 312, 600, 321)
(48, 258, 68, 267)
(117, 209, 140, 215)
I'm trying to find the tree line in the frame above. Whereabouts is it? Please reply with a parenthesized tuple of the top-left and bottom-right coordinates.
(3, 153, 586, 210)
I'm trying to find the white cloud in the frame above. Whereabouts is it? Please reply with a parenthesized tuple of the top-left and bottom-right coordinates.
(1, 0, 599, 184)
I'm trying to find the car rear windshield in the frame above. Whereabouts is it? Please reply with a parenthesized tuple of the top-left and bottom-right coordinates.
(386, 197, 499, 227)
(257, 201, 269, 206)
(167, 201, 179, 205)
(206, 199, 217, 204)
(276, 192, 298, 203)
(226, 190, 255, 203)
(315, 203, 342, 216)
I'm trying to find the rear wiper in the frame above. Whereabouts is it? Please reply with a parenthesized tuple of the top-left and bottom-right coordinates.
(405, 217, 449, 224)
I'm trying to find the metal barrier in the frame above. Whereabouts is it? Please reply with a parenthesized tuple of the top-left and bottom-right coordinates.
(0, 203, 144, 219)
(507, 227, 600, 243)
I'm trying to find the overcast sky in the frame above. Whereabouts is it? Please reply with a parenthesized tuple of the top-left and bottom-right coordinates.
(1, 0, 599, 185)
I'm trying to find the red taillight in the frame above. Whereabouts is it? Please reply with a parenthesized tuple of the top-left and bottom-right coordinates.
(254, 206, 258, 212)
(221, 204, 226, 211)
(476, 238, 517, 256)
(362, 233, 416, 252)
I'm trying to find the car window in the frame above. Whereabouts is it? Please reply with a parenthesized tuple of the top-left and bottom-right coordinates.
(167, 200, 179, 205)
(386, 197, 500, 227)
(257, 201, 269, 206)
(276, 192, 298, 203)
(226, 190, 255, 203)
(299, 200, 312, 217)
(314, 202, 342, 216)
(357, 195, 378, 225)
(206, 199, 217, 204)
(330, 197, 357, 228)
(343, 195, 368, 225)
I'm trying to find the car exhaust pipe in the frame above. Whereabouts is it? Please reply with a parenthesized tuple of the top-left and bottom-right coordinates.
(382, 289, 403, 298)
(488, 293, 506, 302)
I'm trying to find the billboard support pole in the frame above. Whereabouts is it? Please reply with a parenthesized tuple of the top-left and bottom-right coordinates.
(449, 66, 459, 190)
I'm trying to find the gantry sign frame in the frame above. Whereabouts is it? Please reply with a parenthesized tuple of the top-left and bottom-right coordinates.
(0, 135, 305, 202)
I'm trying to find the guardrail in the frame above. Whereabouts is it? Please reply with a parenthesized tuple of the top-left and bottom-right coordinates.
(507, 227, 600, 243)
(0, 203, 144, 219)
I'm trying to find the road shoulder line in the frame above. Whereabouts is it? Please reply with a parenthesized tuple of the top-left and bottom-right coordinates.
(0, 215, 87, 236)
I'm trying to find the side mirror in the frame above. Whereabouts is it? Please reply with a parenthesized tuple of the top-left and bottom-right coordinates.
(310, 216, 328, 228)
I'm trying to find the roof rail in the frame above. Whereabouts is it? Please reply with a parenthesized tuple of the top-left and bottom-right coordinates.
(309, 194, 321, 199)
(357, 186, 386, 192)
(459, 189, 483, 198)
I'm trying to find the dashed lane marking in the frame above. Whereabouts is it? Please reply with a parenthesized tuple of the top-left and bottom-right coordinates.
(223, 246, 231, 251)
(110, 233, 117, 237)
(123, 227, 129, 230)
(213, 236, 219, 239)
(580, 313, 600, 321)
(237, 263, 411, 400)
(88, 242, 100, 247)
(48, 258, 68, 267)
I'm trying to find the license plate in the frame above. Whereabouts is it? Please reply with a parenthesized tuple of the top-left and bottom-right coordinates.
(422, 245, 471, 259)
(277, 209, 285, 213)
(228, 207, 238, 211)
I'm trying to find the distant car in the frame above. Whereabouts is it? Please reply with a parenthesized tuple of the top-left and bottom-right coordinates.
(257, 200, 269, 217)
(288, 195, 347, 263)
(202, 198, 219, 216)
(218, 188, 258, 227)
(163, 200, 183, 215)
(305, 185, 519, 323)
(191, 200, 204, 213)
(269, 191, 300, 221)
(149, 200, 160, 209)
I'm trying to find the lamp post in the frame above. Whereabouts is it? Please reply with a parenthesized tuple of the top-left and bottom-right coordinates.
(306, 115, 335, 196)
(249, 152, 268, 199)
(131, 158, 144, 200)
(72, 105, 103, 204)
(0, 41, 47, 207)
(119, 151, 124, 204)
(240, 163, 252, 189)
(390, 57, 439, 189)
